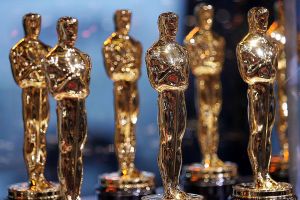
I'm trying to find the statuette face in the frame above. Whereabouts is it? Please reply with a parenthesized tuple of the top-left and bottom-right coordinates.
(115, 9, 131, 34)
(248, 7, 269, 33)
(45, 17, 91, 101)
(195, 4, 213, 31)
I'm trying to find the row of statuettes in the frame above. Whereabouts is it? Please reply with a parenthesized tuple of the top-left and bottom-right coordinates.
(8, 3, 296, 200)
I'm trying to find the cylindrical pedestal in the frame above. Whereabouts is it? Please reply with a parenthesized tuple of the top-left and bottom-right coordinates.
(97, 171, 155, 200)
(141, 193, 203, 200)
(183, 162, 238, 200)
(8, 182, 61, 200)
(270, 155, 289, 182)
(231, 182, 296, 200)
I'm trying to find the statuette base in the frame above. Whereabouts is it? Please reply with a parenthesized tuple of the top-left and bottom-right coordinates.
(184, 162, 237, 186)
(232, 182, 296, 200)
(97, 171, 155, 200)
(142, 193, 203, 200)
(8, 182, 61, 200)
(183, 162, 237, 200)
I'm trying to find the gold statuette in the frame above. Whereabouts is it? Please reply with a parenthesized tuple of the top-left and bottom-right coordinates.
(99, 10, 155, 199)
(267, 0, 289, 179)
(8, 13, 60, 200)
(183, 3, 237, 187)
(232, 7, 296, 199)
(142, 12, 203, 200)
(44, 17, 91, 200)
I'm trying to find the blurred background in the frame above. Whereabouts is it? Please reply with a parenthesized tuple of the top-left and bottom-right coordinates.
(0, 0, 299, 198)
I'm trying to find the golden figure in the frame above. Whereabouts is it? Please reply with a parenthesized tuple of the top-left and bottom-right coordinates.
(232, 7, 295, 199)
(44, 17, 91, 200)
(142, 12, 203, 200)
(99, 10, 155, 196)
(183, 3, 237, 185)
(8, 13, 60, 200)
(267, 0, 289, 175)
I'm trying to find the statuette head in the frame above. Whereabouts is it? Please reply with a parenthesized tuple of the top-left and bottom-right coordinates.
(248, 7, 269, 34)
(57, 17, 78, 47)
(195, 3, 214, 30)
(158, 12, 178, 41)
(23, 13, 41, 39)
(115, 9, 131, 35)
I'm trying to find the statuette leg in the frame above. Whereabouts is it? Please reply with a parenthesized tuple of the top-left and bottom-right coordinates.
(57, 99, 87, 200)
(8, 88, 60, 200)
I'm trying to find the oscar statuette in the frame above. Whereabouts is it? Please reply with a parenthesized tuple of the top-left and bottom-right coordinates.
(8, 13, 61, 200)
(232, 7, 296, 200)
(98, 9, 155, 200)
(44, 17, 92, 200)
(142, 12, 203, 200)
(267, 0, 289, 182)
(183, 4, 238, 200)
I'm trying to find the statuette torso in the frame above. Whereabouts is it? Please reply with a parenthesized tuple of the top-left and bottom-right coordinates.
(146, 41, 189, 92)
(10, 33, 50, 88)
(237, 34, 278, 85)
(46, 47, 91, 100)
(103, 34, 141, 82)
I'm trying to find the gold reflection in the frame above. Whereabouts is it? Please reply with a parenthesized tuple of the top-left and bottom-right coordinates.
(237, 6, 279, 190)
(267, 0, 289, 167)
(45, 17, 91, 200)
(185, 3, 224, 167)
(144, 12, 203, 200)
(233, 7, 295, 199)
(101, 9, 155, 192)
(8, 13, 60, 199)
(184, 3, 237, 184)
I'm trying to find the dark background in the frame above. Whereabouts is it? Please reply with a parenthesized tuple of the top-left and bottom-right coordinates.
(0, 0, 296, 198)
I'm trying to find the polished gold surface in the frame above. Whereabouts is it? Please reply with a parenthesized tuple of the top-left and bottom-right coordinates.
(144, 12, 203, 200)
(142, 194, 203, 200)
(100, 171, 154, 191)
(9, 13, 60, 199)
(233, 7, 295, 199)
(233, 182, 296, 199)
(184, 3, 237, 184)
(185, 162, 237, 186)
(101, 9, 155, 192)
(8, 182, 61, 200)
(45, 17, 91, 200)
(267, 0, 289, 168)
